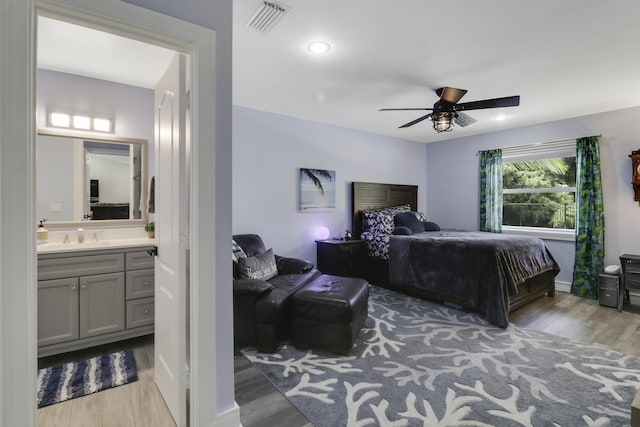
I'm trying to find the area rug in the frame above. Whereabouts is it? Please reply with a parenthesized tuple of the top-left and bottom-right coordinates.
(243, 286, 640, 426)
(37, 349, 138, 408)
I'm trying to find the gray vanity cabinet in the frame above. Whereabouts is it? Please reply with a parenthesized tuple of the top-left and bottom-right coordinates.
(38, 246, 154, 357)
(79, 272, 125, 338)
(37, 277, 80, 347)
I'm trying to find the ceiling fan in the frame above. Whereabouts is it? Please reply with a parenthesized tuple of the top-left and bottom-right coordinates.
(380, 87, 520, 133)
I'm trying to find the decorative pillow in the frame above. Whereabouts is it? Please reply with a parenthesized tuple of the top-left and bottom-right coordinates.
(232, 239, 247, 262)
(362, 204, 411, 235)
(392, 226, 413, 235)
(361, 231, 391, 259)
(236, 248, 278, 280)
(361, 205, 411, 259)
(423, 221, 441, 231)
(394, 211, 425, 234)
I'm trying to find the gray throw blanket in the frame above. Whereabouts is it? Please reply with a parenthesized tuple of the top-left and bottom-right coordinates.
(389, 231, 560, 328)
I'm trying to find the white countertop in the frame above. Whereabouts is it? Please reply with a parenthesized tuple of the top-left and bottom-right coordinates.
(37, 237, 155, 254)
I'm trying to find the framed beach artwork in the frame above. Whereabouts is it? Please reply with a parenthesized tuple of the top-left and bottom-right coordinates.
(299, 168, 336, 211)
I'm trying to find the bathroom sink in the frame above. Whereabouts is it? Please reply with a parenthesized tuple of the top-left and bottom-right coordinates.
(38, 241, 112, 252)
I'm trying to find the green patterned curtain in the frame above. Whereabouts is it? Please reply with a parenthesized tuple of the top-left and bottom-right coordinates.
(571, 136, 604, 299)
(479, 149, 503, 233)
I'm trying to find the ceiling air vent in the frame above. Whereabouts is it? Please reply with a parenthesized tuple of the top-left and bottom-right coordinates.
(246, 1, 291, 33)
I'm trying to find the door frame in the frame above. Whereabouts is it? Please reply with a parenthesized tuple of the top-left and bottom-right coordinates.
(0, 0, 239, 425)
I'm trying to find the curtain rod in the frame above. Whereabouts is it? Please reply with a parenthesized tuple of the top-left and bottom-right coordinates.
(476, 134, 602, 155)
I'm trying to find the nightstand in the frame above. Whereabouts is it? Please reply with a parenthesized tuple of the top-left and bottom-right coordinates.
(316, 239, 366, 278)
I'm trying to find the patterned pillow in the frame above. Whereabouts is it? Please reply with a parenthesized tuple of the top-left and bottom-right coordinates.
(362, 204, 411, 235)
(360, 205, 411, 259)
(232, 239, 247, 262)
(361, 231, 391, 259)
(236, 248, 278, 280)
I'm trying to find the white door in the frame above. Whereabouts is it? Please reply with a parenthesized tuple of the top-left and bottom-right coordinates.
(154, 52, 188, 426)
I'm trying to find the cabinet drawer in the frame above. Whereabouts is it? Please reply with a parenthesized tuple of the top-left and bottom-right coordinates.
(126, 251, 154, 270)
(625, 271, 640, 290)
(126, 269, 154, 300)
(126, 297, 154, 329)
(38, 253, 124, 280)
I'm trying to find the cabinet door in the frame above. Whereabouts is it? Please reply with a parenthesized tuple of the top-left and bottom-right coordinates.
(38, 278, 79, 346)
(79, 272, 125, 338)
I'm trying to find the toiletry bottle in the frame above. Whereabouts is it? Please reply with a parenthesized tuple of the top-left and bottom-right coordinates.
(37, 219, 48, 244)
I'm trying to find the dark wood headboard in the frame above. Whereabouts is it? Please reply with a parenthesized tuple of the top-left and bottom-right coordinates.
(352, 182, 418, 237)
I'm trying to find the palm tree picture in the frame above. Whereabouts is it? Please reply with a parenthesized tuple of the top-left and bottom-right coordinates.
(299, 168, 336, 211)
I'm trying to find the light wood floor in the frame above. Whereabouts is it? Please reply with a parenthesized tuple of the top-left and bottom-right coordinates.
(37, 290, 640, 426)
(37, 335, 175, 427)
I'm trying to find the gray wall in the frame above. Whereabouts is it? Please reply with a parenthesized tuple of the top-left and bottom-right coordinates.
(426, 106, 640, 285)
(233, 106, 428, 263)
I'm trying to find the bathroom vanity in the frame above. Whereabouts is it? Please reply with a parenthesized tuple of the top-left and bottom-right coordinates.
(37, 240, 155, 357)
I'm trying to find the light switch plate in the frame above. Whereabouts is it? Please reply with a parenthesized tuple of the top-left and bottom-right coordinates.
(50, 202, 62, 213)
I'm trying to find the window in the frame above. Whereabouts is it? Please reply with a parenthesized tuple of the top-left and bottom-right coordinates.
(502, 140, 576, 239)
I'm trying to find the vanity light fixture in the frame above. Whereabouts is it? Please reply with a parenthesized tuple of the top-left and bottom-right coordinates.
(306, 40, 331, 54)
(72, 115, 91, 130)
(93, 118, 112, 132)
(48, 111, 113, 133)
(49, 112, 71, 128)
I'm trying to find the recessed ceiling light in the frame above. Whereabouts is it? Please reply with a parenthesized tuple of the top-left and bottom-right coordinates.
(306, 40, 331, 54)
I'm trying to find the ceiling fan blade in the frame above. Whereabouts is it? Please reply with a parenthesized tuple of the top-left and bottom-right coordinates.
(455, 95, 520, 111)
(436, 87, 468, 104)
(399, 113, 432, 128)
(380, 108, 434, 111)
(454, 112, 477, 127)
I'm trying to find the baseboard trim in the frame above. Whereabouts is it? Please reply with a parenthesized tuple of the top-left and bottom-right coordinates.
(211, 401, 242, 427)
(555, 281, 571, 293)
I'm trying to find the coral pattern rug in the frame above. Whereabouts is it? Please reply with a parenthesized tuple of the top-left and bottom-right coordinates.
(244, 286, 640, 426)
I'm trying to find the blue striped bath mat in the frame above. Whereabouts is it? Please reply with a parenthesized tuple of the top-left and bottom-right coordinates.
(37, 349, 138, 408)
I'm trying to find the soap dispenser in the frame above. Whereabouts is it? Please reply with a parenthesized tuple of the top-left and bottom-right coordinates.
(37, 219, 49, 244)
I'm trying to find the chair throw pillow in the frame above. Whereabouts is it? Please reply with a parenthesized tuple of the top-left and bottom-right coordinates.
(236, 248, 278, 281)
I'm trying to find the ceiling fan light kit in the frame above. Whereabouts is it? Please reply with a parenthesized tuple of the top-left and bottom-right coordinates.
(381, 86, 520, 133)
(432, 111, 456, 133)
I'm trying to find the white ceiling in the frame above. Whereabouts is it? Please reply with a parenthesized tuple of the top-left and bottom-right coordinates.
(37, 16, 175, 90)
(38, 2, 640, 144)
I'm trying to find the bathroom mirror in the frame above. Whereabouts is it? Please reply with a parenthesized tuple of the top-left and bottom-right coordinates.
(36, 129, 148, 228)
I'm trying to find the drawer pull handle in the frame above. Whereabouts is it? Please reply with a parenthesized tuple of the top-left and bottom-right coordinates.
(144, 281, 150, 286)
(143, 309, 150, 314)
(71, 286, 77, 290)
(81, 284, 86, 289)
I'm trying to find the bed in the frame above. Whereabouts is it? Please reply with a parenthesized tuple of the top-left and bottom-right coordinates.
(352, 181, 559, 328)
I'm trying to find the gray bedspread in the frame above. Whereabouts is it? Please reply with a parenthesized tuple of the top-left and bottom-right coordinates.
(389, 231, 560, 328)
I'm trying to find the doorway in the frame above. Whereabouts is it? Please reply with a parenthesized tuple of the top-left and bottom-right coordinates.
(0, 0, 229, 425)
(36, 15, 183, 425)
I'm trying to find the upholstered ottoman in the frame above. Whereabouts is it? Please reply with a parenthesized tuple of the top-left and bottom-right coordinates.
(291, 274, 369, 355)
